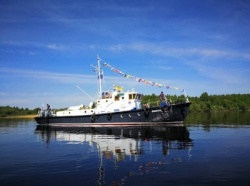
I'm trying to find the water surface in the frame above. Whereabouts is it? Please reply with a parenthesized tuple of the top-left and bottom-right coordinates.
(0, 112, 250, 186)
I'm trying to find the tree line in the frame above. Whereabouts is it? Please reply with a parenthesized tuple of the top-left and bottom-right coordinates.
(0, 92, 249, 117)
(0, 106, 40, 117)
(142, 92, 250, 112)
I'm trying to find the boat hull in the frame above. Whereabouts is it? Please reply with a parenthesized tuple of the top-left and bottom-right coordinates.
(35, 103, 191, 126)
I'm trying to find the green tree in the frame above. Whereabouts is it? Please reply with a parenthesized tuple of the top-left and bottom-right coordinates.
(200, 92, 209, 102)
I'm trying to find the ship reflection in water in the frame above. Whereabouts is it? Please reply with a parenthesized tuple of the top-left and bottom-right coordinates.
(35, 124, 193, 185)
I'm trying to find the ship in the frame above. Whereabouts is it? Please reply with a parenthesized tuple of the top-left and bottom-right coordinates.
(35, 56, 191, 126)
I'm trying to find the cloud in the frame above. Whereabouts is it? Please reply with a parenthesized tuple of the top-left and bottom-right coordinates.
(183, 56, 248, 85)
(28, 51, 36, 55)
(0, 68, 91, 84)
(103, 43, 250, 85)
(2, 40, 67, 52)
(102, 42, 250, 62)
(157, 66, 173, 70)
(126, 43, 249, 60)
(0, 66, 187, 89)
(2, 40, 43, 48)
(47, 43, 65, 51)
(0, 92, 8, 96)
(108, 44, 124, 52)
(0, 67, 153, 88)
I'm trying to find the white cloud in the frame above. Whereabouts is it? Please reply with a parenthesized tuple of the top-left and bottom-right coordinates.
(127, 42, 249, 60)
(0, 68, 92, 84)
(28, 51, 36, 55)
(108, 44, 124, 52)
(47, 43, 65, 50)
(103, 43, 250, 86)
(0, 92, 8, 96)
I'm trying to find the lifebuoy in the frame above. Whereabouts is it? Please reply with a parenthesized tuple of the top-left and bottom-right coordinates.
(107, 114, 112, 121)
(90, 114, 95, 122)
(105, 92, 110, 98)
(144, 108, 150, 118)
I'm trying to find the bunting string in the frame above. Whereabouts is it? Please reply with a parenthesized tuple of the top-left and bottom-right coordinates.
(103, 62, 185, 93)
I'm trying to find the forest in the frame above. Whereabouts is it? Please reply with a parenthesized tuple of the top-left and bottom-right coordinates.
(0, 92, 249, 117)
(142, 92, 250, 112)
(0, 106, 40, 117)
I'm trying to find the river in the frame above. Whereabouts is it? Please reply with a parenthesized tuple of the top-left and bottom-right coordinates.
(0, 112, 250, 186)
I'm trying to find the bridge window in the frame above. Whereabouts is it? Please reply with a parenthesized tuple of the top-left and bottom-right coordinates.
(129, 93, 142, 100)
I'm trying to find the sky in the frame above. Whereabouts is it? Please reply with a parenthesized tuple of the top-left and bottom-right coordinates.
(1, 0, 250, 109)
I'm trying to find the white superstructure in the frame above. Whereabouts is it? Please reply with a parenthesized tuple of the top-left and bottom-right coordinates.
(56, 57, 143, 117)
(56, 87, 143, 117)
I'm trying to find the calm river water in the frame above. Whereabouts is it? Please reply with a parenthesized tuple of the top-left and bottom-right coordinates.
(0, 112, 250, 186)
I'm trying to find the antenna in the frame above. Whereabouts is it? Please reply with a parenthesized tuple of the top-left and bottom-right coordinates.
(76, 85, 95, 101)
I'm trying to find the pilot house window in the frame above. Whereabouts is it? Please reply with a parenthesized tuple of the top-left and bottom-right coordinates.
(115, 96, 119, 101)
(129, 94, 141, 100)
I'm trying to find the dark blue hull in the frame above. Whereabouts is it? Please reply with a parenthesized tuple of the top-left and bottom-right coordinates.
(35, 103, 191, 126)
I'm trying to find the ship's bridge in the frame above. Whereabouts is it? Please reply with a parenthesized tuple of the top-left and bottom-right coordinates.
(96, 91, 143, 113)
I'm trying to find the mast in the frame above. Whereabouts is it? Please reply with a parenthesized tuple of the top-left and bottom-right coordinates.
(91, 55, 103, 99)
(97, 56, 102, 98)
